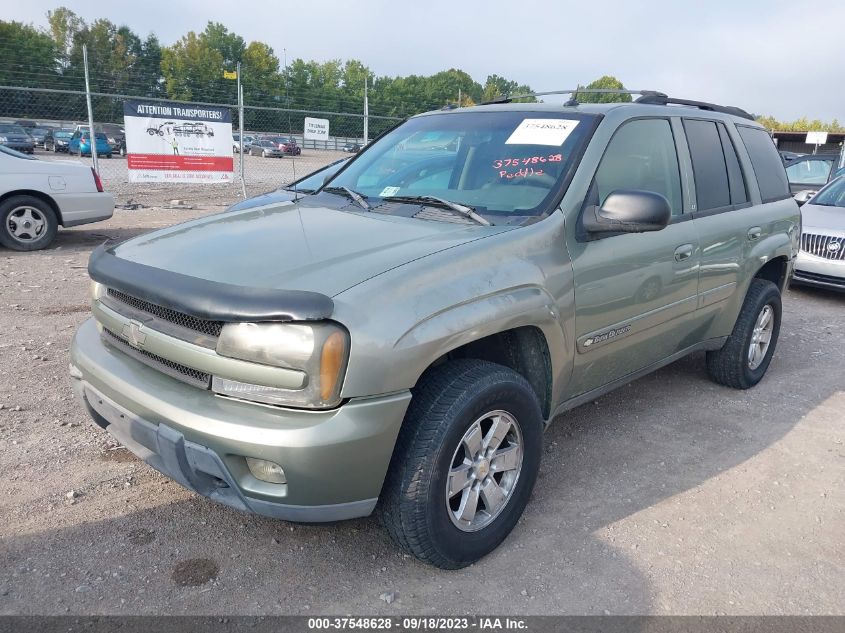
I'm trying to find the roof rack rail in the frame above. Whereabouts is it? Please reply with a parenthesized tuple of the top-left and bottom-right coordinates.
(633, 94, 755, 121)
(480, 88, 666, 106)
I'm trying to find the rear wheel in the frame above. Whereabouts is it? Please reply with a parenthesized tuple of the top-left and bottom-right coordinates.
(377, 359, 543, 569)
(706, 278, 782, 389)
(0, 195, 58, 251)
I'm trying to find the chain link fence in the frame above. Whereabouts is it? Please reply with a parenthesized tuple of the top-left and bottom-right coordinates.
(0, 85, 402, 208)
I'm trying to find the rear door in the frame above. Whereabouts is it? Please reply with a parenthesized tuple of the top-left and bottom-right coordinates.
(566, 117, 700, 397)
(681, 118, 749, 310)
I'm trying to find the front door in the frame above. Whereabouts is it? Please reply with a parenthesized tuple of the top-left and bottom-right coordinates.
(565, 117, 700, 397)
(785, 156, 833, 193)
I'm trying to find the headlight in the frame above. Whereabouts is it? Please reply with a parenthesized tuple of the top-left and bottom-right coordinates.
(90, 281, 104, 301)
(213, 321, 349, 409)
(0, 136, 7, 142)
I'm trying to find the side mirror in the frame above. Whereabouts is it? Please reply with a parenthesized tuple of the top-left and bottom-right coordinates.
(792, 190, 816, 206)
(582, 189, 671, 234)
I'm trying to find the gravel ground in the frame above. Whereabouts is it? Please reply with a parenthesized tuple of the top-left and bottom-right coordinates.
(0, 206, 843, 616)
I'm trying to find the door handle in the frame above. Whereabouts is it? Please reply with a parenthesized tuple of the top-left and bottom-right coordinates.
(747, 227, 762, 241)
(674, 244, 694, 262)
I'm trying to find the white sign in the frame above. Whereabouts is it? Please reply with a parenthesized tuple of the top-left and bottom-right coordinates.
(806, 131, 828, 146)
(505, 119, 580, 146)
(304, 117, 330, 141)
(123, 100, 233, 183)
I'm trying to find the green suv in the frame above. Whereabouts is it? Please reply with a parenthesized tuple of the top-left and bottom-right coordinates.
(70, 93, 799, 569)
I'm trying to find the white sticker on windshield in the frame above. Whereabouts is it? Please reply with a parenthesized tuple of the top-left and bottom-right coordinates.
(505, 118, 580, 146)
(379, 186, 400, 197)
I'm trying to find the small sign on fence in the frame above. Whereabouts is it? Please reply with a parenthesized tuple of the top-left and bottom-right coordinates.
(303, 116, 330, 142)
(123, 99, 234, 183)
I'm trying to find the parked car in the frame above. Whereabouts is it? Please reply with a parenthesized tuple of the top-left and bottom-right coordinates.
(783, 153, 839, 194)
(278, 137, 301, 155)
(0, 145, 114, 251)
(342, 142, 362, 153)
(232, 134, 255, 153)
(0, 124, 35, 154)
(68, 131, 113, 158)
(71, 95, 798, 569)
(263, 136, 301, 155)
(249, 140, 284, 158)
(226, 158, 350, 212)
(44, 129, 74, 153)
(791, 175, 845, 291)
(27, 126, 50, 149)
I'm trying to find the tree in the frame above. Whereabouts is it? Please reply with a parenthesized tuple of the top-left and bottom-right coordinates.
(482, 74, 534, 102)
(161, 31, 224, 101)
(0, 21, 58, 87)
(574, 75, 631, 103)
(46, 6, 82, 67)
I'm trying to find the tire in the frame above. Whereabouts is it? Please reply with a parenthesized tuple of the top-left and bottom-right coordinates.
(0, 195, 59, 251)
(377, 359, 543, 569)
(706, 278, 782, 389)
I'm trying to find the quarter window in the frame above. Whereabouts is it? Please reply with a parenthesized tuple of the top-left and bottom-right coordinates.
(736, 126, 791, 202)
(593, 119, 683, 216)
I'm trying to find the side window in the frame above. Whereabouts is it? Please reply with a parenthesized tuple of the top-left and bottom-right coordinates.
(594, 118, 683, 216)
(736, 126, 790, 202)
(717, 124, 748, 205)
(683, 119, 730, 211)
(785, 159, 833, 186)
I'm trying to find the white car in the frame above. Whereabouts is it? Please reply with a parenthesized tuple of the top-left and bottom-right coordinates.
(792, 175, 845, 291)
(0, 145, 114, 251)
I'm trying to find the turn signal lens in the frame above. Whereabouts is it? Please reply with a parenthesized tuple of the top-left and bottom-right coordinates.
(320, 330, 347, 401)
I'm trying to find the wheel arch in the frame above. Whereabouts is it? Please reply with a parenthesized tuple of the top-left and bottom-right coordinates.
(753, 255, 790, 293)
(0, 190, 63, 225)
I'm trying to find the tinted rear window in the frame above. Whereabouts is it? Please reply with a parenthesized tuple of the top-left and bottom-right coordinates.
(684, 119, 730, 211)
(718, 124, 748, 205)
(736, 126, 790, 203)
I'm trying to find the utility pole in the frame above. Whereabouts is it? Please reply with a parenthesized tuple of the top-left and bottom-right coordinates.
(82, 44, 98, 173)
(458, 88, 461, 108)
(363, 75, 369, 146)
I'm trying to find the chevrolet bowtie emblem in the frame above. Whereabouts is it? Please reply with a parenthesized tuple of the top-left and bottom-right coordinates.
(122, 320, 147, 348)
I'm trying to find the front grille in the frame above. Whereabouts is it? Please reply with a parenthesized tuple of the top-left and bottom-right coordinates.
(106, 288, 224, 337)
(102, 328, 211, 389)
(801, 233, 845, 260)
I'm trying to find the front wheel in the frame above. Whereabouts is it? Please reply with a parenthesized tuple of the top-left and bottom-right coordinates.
(706, 278, 782, 389)
(377, 359, 543, 569)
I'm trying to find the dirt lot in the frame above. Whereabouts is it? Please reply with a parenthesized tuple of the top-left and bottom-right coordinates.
(0, 206, 843, 616)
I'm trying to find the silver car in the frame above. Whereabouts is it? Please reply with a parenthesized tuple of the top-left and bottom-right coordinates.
(793, 176, 845, 291)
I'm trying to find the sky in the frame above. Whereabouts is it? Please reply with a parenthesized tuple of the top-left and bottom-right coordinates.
(5, 0, 842, 121)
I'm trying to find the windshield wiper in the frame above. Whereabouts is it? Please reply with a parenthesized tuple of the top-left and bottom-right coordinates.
(387, 195, 491, 226)
(324, 186, 370, 210)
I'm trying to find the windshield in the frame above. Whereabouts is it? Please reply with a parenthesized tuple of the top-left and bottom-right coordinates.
(811, 176, 845, 207)
(323, 110, 595, 220)
(55, 132, 72, 139)
(0, 124, 27, 135)
(285, 159, 348, 193)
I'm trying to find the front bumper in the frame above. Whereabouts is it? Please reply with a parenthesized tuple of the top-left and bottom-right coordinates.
(793, 251, 845, 291)
(70, 318, 411, 521)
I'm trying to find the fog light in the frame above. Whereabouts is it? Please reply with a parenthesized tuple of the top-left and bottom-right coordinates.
(245, 457, 287, 484)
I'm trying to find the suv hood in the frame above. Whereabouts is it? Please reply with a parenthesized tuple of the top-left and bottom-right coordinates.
(112, 202, 511, 297)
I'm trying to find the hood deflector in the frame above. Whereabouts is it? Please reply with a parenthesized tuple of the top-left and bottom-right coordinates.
(88, 244, 334, 322)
